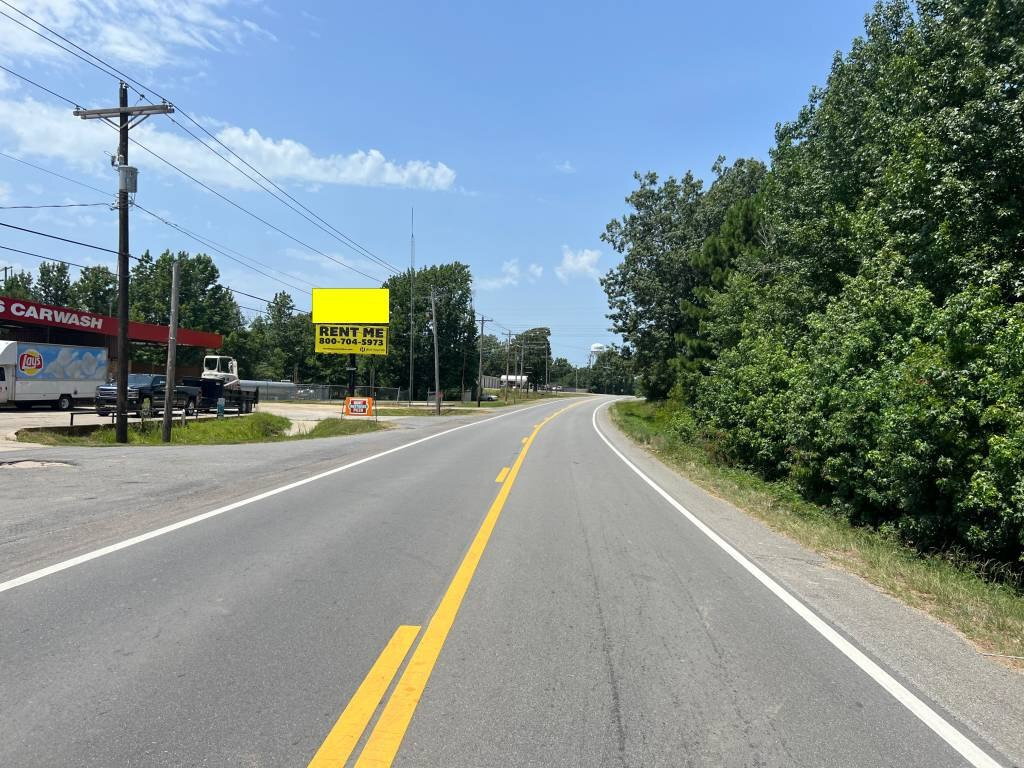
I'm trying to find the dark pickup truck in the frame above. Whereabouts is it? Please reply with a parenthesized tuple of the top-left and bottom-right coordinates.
(95, 374, 201, 417)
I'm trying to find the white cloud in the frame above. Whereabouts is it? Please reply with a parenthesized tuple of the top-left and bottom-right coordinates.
(0, 181, 10, 203)
(555, 246, 601, 283)
(0, 97, 457, 191)
(527, 263, 543, 281)
(0, 0, 269, 69)
(555, 160, 576, 174)
(477, 259, 520, 290)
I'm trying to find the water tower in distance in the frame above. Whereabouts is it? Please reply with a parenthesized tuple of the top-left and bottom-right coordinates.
(590, 343, 607, 355)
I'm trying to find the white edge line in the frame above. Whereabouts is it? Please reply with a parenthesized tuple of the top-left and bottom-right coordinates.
(591, 402, 1004, 768)
(0, 400, 557, 595)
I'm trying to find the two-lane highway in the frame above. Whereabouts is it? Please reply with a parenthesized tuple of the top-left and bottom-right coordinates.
(0, 397, 1016, 766)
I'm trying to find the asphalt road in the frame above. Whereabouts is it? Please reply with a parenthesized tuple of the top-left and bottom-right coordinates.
(1, 397, 1020, 767)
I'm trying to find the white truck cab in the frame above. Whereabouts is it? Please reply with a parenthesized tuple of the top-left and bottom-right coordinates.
(202, 355, 241, 388)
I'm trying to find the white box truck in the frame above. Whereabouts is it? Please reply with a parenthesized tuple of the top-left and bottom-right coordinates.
(0, 341, 109, 410)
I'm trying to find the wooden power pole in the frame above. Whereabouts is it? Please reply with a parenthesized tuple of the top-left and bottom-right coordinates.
(74, 84, 172, 443)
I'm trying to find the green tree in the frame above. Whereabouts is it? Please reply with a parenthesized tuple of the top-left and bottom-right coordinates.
(36, 261, 72, 306)
(128, 250, 243, 367)
(479, 333, 508, 377)
(589, 346, 634, 395)
(70, 265, 117, 314)
(549, 356, 574, 385)
(688, 0, 1024, 568)
(377, 263, 477, 398)
(130, 250, 243, 333)
(513, 327, 551, 389)
(1, 269, 36, 300)
(601, 158, 765, 399)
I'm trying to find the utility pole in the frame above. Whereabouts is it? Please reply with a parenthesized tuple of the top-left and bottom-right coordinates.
(161, 258, 180, 443)
(475, 314, 490, 407)
(430, 287, 440, 415)
(74, 83, 172, 443)
(503, 331, 512, 402)
(1, 265, 10, 284)
(519, 343, 526, 400)
(408, 208, 415, 405)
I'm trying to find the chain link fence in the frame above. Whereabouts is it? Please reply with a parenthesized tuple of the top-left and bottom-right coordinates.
(290, 384, 402, 402)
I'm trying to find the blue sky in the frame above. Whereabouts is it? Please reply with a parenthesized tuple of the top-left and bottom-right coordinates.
(0, 0, 872, 363)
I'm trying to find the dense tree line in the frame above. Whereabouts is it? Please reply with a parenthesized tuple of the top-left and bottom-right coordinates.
(603, 0, 1024, 570)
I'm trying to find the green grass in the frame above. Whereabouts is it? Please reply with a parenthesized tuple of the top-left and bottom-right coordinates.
(293, 418, 385, 438)
(611, 400, 1024, 669)
(374, 406, 467, 416)
(18, 413, 386, 446)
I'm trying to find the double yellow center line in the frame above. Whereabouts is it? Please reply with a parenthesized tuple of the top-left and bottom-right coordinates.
(309, 400, 583, 767)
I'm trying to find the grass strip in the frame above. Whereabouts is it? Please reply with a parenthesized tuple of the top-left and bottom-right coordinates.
(19, 413, 385, 446)
(611, 400, 1024, 669)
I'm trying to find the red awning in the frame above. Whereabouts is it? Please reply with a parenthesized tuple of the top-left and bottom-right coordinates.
(0, 295, 223, 348)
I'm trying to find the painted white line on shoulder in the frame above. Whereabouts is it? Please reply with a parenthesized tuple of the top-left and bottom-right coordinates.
(591, 402, 1004, 768)
(0, 401, 557, 595)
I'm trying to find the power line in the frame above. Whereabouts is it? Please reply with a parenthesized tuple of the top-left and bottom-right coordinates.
(0, 221, 120, 254)
(0, 246, 303, 325)
(0, 152, 316, 298)
(0, 246, 303, 320)
(0, 202, 109, 210)
(0, 0, 399, 274)
(0, 151, 109, 196)
(226, 287, 276, 304)
(227, 288, 308, 317)
(0, 63, 78, 107)
(161, 112, 400, 274)
(127, 133, 385, 284)
(133, 203, 314, 295)
(0, 7, 121, 83)
(0, 64, 386, 285)
(0, 243, 89, 269)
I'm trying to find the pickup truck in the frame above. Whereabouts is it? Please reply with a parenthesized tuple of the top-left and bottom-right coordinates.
(95, 374, 200, 417)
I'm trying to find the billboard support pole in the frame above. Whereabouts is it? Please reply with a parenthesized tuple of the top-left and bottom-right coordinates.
(347, 353, 356, 397)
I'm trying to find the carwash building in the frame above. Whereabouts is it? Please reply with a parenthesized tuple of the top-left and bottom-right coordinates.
(0, 295, 223, 377)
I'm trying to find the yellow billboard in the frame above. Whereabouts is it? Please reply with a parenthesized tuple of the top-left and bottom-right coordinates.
(315, 324, 388, 355)
(311, 288, 389, 324)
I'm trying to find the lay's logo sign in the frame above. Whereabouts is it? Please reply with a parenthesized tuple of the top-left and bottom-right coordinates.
(18, 350, 43, 377)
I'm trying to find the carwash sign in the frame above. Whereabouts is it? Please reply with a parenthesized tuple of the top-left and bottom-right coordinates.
(0, 297, 106, 332)
(0, 295, 223, 348)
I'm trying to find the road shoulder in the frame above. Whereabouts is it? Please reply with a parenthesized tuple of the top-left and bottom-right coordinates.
(596, 402, 1024, 767)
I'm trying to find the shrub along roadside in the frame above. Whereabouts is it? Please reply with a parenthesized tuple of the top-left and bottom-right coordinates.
(611, 399, 1024, 668)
